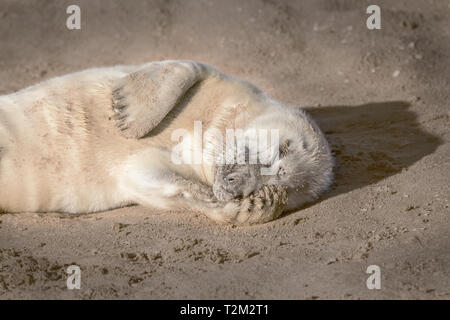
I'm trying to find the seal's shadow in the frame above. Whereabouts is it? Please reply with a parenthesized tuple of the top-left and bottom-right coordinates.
(303, 101, 442, 200)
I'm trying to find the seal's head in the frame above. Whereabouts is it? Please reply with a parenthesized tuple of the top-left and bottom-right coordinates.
(213, 104, 333, 212)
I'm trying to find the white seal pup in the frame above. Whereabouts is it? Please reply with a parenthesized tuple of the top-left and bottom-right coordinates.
(0, 60, 333, 225)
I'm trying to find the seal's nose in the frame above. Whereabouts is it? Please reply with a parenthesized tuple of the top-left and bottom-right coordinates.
(213, 183, 236, 202)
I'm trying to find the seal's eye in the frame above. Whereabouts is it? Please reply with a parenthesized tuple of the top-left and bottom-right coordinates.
(225, 176, 235, 182)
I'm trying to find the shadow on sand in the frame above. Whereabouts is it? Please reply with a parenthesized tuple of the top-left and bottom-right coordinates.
(304, 101, 442, 200)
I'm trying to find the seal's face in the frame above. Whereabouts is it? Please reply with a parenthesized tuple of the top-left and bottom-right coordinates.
(212, 105, 333, 212)
(213, 163, 262, 202)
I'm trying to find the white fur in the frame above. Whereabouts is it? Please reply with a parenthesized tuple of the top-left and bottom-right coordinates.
(0, 61, 333, 224)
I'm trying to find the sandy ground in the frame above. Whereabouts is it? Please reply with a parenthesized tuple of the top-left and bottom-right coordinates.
(0, 0, 449, 299)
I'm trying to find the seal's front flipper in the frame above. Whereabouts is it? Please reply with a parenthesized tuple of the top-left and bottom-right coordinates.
(112, 60, 213, 139)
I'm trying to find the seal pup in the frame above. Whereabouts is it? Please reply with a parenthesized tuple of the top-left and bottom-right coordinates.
(0, 60, 333, 225)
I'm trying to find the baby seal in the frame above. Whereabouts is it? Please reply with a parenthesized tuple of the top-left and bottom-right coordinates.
(0, 60, 333, 225)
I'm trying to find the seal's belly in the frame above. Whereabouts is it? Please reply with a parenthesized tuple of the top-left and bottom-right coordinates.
(0, 74, 129, 213)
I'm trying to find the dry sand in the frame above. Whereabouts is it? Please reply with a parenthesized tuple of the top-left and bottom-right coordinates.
(0, 0, 449, 299)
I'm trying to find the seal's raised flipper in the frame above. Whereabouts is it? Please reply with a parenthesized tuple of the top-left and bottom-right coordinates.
(112, 60, 213, 139)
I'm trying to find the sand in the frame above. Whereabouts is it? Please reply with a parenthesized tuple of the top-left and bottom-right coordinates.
(0, 0, 449, 299)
